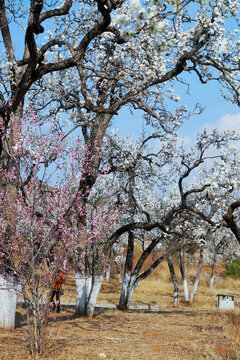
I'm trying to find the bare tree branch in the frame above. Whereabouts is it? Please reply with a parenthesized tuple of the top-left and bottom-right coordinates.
(223, 200, 240, 243)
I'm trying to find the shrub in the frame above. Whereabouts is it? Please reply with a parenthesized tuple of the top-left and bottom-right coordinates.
(233, 258, 240, 266)
(225, 260, 240, 279)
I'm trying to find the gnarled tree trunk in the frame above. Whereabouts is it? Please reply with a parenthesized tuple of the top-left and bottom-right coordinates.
(118, 272, 136, 310)
(118, 230, 134, 310)
(179, 248, 189, 301)
(75, 272, 103, 317)
(86, 275, 103, 317)
(118, 235, 181, 310)
(167, 256, 179, 306)
(75, 272, 92, 316)
(189, 247, 204, 302)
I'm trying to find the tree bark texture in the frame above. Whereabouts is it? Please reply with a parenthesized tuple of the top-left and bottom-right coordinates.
(75, 273, 103, 317)
(179, 248, 189, 301)
(75, 272, 92, 316)
(210, 250, 217, 289)
(118, 271, 137, 310)
(189, 247, 204, 302)
(86, 275, 103, 317)
(167, 256, 179, 306)
(118, 229, 134, 310)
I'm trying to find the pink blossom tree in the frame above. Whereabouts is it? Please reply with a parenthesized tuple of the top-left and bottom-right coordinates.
(0, 111, 118, 354)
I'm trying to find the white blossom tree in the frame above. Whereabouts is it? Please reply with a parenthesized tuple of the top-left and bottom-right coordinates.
(92, 128, 240, 309)
(205, 228, 237, 288)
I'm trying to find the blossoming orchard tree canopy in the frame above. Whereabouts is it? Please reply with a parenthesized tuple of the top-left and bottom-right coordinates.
(0, 0, 239, 266)
(0, 0, 239, 130)
(0, 0, 240, 285)
(0, 0, 240, 264)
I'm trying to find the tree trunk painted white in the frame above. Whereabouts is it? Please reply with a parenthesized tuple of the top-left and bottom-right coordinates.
(173, 282, 179, 306)
(118, 271, 131, 310)
(210, 251, 217, 289)
(86, 275, 103, 317)
(189, 279, 199, 302)
(167, 257, 179, 306)
(117, 271, 122, 284)
(118, 273, 137, 310)
(189, 248, 204, 302)
(209, 276, 214, 289)
(0, 275, 20, 329)
(126, 275, 137, 307)
(183, 278, 189, 301)
(180, 249, 189, 301)
(74, 273, 92, 315)
(105, 265, 110, 282)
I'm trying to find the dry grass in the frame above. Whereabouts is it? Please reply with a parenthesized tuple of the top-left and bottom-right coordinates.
(1, 260, 240, 360)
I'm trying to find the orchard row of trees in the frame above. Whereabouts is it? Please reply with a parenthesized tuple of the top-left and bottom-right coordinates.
(0, 0, 240, 355)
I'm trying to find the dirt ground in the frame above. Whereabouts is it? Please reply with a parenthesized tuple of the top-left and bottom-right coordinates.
(0, 265, 240, 360)
(0, 305, 239, 360)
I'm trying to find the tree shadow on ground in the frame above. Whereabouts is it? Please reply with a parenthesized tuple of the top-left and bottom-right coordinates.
(15, 311, 28, 328)
(48, 306, 75, 322)
(48, 306, 109, 326)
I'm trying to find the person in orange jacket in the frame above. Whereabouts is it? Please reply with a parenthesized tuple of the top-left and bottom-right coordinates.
(49, 270, 65, 313)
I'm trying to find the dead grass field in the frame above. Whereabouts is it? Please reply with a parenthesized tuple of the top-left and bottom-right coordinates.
(0, 262, 240, 360)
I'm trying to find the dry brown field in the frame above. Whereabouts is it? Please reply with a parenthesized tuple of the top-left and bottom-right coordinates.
(0, 261, 240, 360)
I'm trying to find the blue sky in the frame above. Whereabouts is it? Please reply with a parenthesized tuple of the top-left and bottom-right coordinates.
(177, 75, 240, 138)
(114, 75, 240, 141)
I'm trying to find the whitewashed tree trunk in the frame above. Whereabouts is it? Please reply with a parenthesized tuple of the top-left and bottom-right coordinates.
(189, 248, 204, 302)
(118, 271, 131, 310)
(86, 275, 103, 317)
(75, 272, 103, 317)
(117, 271, 122, 284)
(173, 282, 179, 306)
(118, 272, 137, 310)
(75, 272, 92, 315)
(126, 276, 136, 308)
(105, 265, 110, 282)
(167, 256, 179, 306)
(180, 249, 189, 301)
(209, 276, 214, 289)
(210, 251, 217, 289)
(183, 278, 189, 301)
(0, 275, 20, 329)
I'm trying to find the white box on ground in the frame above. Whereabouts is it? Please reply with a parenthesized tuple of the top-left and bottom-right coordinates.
(217, 294, 235, 310)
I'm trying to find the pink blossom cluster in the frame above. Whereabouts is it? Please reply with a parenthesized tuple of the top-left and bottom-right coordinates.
(0, 112, 120, 283)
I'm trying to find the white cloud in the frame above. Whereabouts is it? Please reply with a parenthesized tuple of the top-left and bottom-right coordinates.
(200, 112, 240, 154)
(176, 135, 192, 150)
(176, 112, 240, 156)
(204, 112, 240, 133)
(217, 113, 240, 132)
